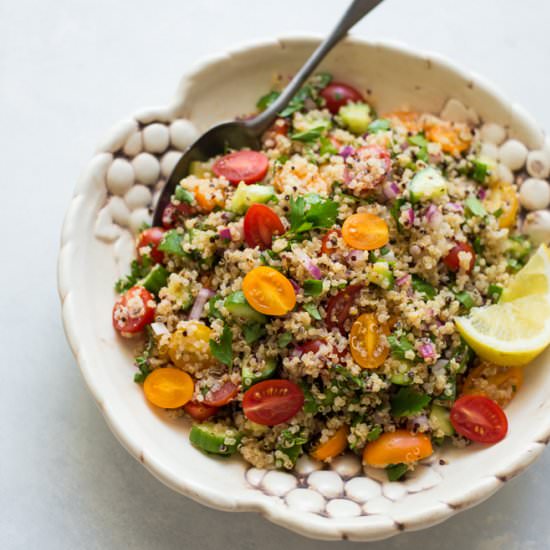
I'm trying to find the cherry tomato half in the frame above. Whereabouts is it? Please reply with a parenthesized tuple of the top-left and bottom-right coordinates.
(325, 284, 362, 333)
(349, 313, 390, 369)
(450, 395, 508, 444)
(243, 204, 285, 250)
(161, 202, 195, 229)
(311, 426, 349, 461)
(293, 339, 324, 356)
(143, 367, 194, 409)
(203, 381, 240, 407)
(183, 401, 219, 421)
(320, 228, 342, 256)
(242, 379, 304, 426)
(112, 286, 156, 337)
(363, 430, 433, 467)
(212, 150, 269, 185)
(242, 266, 296, 316)
(137, 227, 165, 264)
(320, 82, 364, 114)
(342, 212, 389, 251)
(443, 242, 476, 273)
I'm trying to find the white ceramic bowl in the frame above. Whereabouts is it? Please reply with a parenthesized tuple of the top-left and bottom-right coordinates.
(58, 36, 550, 541)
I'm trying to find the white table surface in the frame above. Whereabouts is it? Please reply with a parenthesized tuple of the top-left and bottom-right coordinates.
(2, 0, 549, 548)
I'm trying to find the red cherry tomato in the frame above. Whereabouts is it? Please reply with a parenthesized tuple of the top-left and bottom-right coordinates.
(112, 286, 156, 337)
(270, 119, 289, 136)
(203, 381, 239, 407)
(320, 229, 342, 256)
(242, 380, 304, 426)
(450, 395, 508, 444)
(243, 204, 285, 250)
(294, 339, 324, 356)
(357, 145, 391, 174)
(325, 284, 362, 333)
(161, 202, 194, 229)
(443, 242, 476, 273)
(137, 227, 165, 264)
(320, 82, 364, 114)
(184, 401, 219, 421)
(212, 150, 269, 185)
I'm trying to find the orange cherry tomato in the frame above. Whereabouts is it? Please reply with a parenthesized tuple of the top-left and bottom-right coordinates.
(143, 367, 194, 409)
(242, 266, 296, 316)
(484, 181, 519, 229)
(311, 426, 349, 461)
(363, 430, 433, 467)
(349, 313, 390, 369)
(385, 111, 422, 134)
(425, 121, 471, 156)
(342, 213, 389, 251)
(183, 401, 218, 421)
(194, 182, 225, 213)
(461, 361, 523, 408)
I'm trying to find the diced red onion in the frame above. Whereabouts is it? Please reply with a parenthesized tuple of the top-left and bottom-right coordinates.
(407, 208, 415, 225)
(346, 250, 365, 263)
(477, 188, 487, 200)
(425, 204, 443, 227)
(151, 322, 169, 336)
(218, 228, 232, 240)
(409, 414, 430, 432)
(339, 145, 355, 159)
(289, 279, 301, 294)
(396, 274, 411, 286)
(435, 317, 444, 327)
(383, 181, 400, 200)
(447, 202, 464, 213)
(188, 287, 214, 320)
(400, 142, 409, 151)
(419, 342, 435, 360)
(294, 248, 322, 279)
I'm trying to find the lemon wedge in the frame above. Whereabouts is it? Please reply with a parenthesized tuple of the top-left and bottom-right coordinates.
(456, 245, 550, 366)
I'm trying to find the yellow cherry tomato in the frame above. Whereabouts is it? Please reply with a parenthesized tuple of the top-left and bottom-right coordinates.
(363, 430, 433, 467)
(242, 266, 296, 316)
(342, 213, 389, 251)
(143, 367, 194, 409)
(311, 426, 349, 461)
(425, 121, 471, 156)
(385, 111, 422, 134)
(349, 313, 390, 369)
(169, 321, 214, 371)
(461, 361, 523, 407)
(484, 181, 519, 229)
(194, 182, 225, 213)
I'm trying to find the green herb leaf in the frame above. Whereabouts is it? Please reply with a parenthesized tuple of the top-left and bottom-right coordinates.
(389, 198, 406, 232)
(319, 135, 338, 156)
(470, 159, 489, 184)
(115, 257, 153, 294)
(367, 119, 391, 133)
(493, 207, 504, 219)
(303, 303, 322, 320)
(208, 295, 223, 320)
(303, 196, 338, 229)
(277, 332, 293, 348)
(412, 275, 437, 299)
(279, 86, 312, 117)
(473, 236, 483, 255)
(465, 196, 487, 217)
(386, 463, 409, 482)
(488, 283, 503, 302)
(175, 187, 195, 204)
(455, 290, 475, 310)
(391, 387, 431, 417)
(408, 133, 429, 162)
(134, 330, 154, 383)
(367, 426, 382, 442)
(312, 72, 333, 89)
(288, 195, 338, 235)
(304, 279, 323, 296)
(290, 125, 326, 142)
(388, 335, 415, 360)
(158, 229, 185, 256)
(209, 325, 233, 366)
(243, 322, 266, 344)
(256, 90, 280, 111)
(289, 196, 306, 231)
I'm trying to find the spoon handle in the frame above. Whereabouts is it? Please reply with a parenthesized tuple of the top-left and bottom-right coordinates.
(244, 0, 384, 135)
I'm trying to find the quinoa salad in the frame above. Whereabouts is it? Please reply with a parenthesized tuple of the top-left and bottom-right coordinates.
(111, 73, 550, 481)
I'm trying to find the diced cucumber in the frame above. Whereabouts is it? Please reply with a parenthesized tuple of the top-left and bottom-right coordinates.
(429, 404, 455, 436)
(242, 358, 277, 389)
(164, 274, 193, 310)
(230, 182, 275, 214)
(369, 261, 394, 290)
(338, 102, 372, 135)
(408, 167, 447, 202)
(189, 160, 212, 178)
(295, 111, 332, 133)
(139, 264, 169, 295)
(189, 422, 241, 456)
(391, 373, 413, 386)
(224, 291, 267, 323)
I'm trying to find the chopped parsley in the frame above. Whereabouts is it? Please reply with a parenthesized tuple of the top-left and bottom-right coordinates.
(319, 135, 338, 156)
(277, 332, 293, 348)
(390, 387, 431, 417)
(389, 198, 406, 232)
(488, 283, 503, 302)
(412, 275, 437, 299)
(290, 126, 327, 142)
(455, 290, 475, 310)
(367, 426, 382, 442)
(114, 256, 153, 294)
(469, 159, 489, 184)
(209, 325, 233, 366)
(303, 303, 322, 320)
(386, 463, 409, 482)
(243, 322, 266, 345)
(408, 133, 429, 162)
(388, 335, 415, 360)
(288, 194, 338, 235)
(256, 90, 280, 111)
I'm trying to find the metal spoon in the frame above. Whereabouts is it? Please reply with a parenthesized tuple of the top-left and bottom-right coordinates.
(153, 0, 384, 225)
